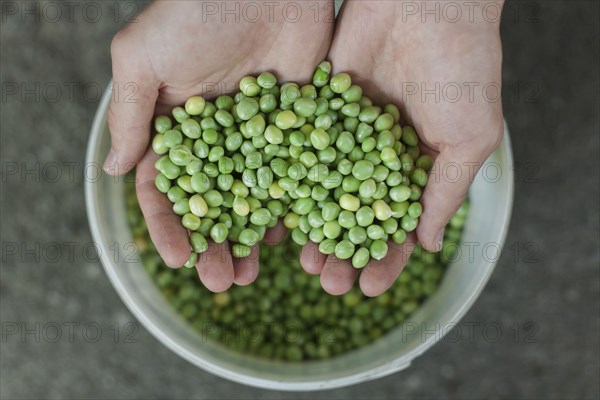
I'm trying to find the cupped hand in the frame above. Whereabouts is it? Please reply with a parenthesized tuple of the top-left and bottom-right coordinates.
(104, 0, 334, 291)
(301, 0, 504, 296)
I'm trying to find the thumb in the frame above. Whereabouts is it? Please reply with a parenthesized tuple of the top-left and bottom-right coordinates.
(103, 32, 159, 176)
(416, 142, 496, 252)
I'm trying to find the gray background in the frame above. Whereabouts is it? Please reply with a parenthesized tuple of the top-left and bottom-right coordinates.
(1, 0, 599, 399)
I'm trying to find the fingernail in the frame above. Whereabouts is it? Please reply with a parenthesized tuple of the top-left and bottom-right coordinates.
(434, 229, 444, 250)
(103, 148, 117, 174)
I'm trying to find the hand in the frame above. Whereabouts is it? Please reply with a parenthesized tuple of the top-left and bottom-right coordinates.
(104, 0, 334, 292)
(301, 0, 504, 296)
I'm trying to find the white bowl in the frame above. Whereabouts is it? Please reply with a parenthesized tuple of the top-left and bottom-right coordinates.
(86, 84, 513, 391)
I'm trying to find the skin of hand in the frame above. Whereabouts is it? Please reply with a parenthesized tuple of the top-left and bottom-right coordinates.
(104, 0, 335, 292)
(300, 0, 505, 297)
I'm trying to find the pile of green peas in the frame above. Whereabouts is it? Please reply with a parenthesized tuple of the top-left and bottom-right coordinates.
(152, 62, 431, 269)
(126, 179, 469, 361)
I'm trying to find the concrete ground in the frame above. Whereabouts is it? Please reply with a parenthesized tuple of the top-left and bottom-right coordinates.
(1, 0, 598, 399)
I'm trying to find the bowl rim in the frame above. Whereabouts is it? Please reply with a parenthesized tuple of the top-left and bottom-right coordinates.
(86, 82, 514, 391)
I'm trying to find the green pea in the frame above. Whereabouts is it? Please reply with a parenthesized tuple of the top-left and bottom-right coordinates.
(294, 98, 317, 118)
(409, 184, 422, 201)
(338, 210, 357, 229)
(367, 225, 385, 240)
(291, 228, 308, 245)
(190, 232, 208, 253)
(259, 94, 277, 113)
(401, 214, 418, 232)
(152, 133, 169, 155)
(155, 156, 179, 179)
(321, 202, 341, 222)
(239, 228, 260, 246)
(341, 103, 360, 118)
(312, 62, 331, 87)
(358, 106, 381, 124)
(391, 201, 409, 218)
(193, 139, 209, 159)
(410, 168, 428, 187)
(313, 115, 332, 133)
(167, 186, 186, 203)
(232, 244, 252, 258)
(351, 247, 369, 269)
(319, 84, 335, 100)
(203, 190, 223, 208)
(319, 239, 337, 255)
(154, 115, 172, 133)
(208, 146, 225, 163)
(323, 220, 342, 239)
(250, 208, 272, 226)
(356, 206, 375, 227)
(342, 176, 361, 193)
(358, 179, 376, 198)
(374, 113, 394, 132)
(372, 200, 393, 221)
(233, 196, 250, 217)
(184, 96, 205, 116)
(200, 101, 216, 117)
(239, 76, 261, 97)
(183, 253, 198, 269)
(370, 240, 388, 260)
(310, 128, 330, 150)
(384, 104, 401, 123)
(214, 109, 234, 128)
(339, 193, 360, 212)
(237, 98, 259, 121)
(337, 159, 353, 175)
(408, 202, 423, 218)
(348, 226, 367, 245)
(180, 118, 201, 139)
(309, 227, 325, 243)
(257, 71, 277, 89)
(335, 240, 355, 260)
(311, 185, 329, 201)
(352, 160, 375, 181)
(186, 158, 203, 175)
(275, 110, 298, 130)
(330, 73, 352, 94)
(201, 128, 218, 145)
(155, 173, 171, 193)
(335, 131, 355, 154)
(356, 122, 374, 143)
(416, 155, 434, 171)
(278, 177, 299, 192)
(245, 114, 266, 137)
(292, 197, 315, 215)
(382, 218, 399, 234)
(173, 198, 190, 216)
(209, 222, 229, 243)
(200, 117, 218, 131)
(389, 185, 412, 202)
(280, 83, 301, 105)
(341, 85, 363, 103)
(283, 212, 300, 229)
(392, 229, 407, 244)
(189, 194, 208, 217)
(397, 124, 417, 146)
(163, 129, 183, 149)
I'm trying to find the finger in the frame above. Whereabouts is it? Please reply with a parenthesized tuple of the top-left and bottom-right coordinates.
(320, 256, 358, 296)
(232, 245, 259, 286)
(104, 31, 160, 176)
(300, 241, 327, 275)
(263, 220, 287, 245)
(359, 234, 417, 297)
(136, 149, 190, 268)
(417, 145, 490, 252)
(196, 241, 234, 293)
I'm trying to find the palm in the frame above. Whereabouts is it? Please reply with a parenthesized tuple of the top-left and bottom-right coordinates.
(111, 1, 334, 291)
(299, 1, 504, 296)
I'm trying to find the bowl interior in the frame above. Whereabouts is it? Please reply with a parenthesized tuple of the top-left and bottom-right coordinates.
(86, 86, 513, 390)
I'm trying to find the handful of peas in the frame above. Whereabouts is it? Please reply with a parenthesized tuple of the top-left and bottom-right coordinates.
(152, 62, 431, 269)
